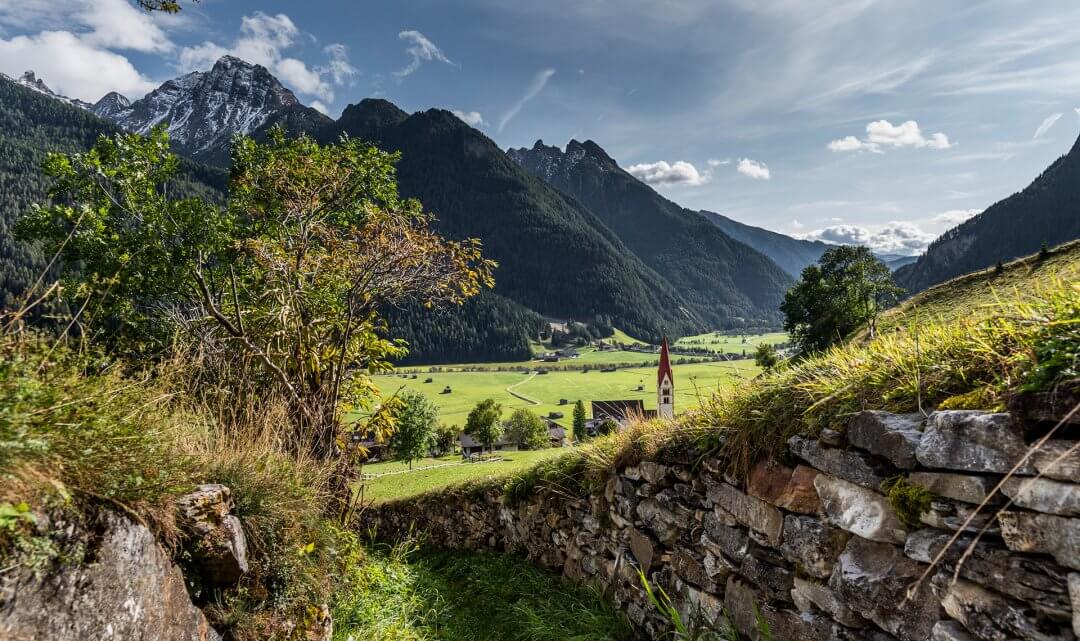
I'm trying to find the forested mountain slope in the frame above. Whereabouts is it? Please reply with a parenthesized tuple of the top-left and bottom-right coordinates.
(700, 210, 830, 278)
(896, 132, 1080, 293)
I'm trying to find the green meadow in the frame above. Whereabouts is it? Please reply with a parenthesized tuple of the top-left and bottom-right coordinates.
(674, 330, 789, 353)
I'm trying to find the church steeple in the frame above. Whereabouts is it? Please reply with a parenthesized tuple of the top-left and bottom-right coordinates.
(657, 336, 674, 419)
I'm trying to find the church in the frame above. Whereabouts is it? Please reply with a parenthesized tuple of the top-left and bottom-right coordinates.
(589, 337, 675, 430)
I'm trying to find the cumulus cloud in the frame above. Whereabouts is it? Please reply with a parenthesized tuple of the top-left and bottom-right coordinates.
(1033, 112, 1063, 139)
(178, 13, 357, 104)
(799, 221, 936, 256)
(626, 160, 711, 186)
(498, 68, 556, 132)
(0, 0, 169, 100)
(736, 158, 771, 180)
(451, 110, 485, 127)
(829, 119, 952, 153)
(931, 208, 981, 225)
(393, 30, 453, 79)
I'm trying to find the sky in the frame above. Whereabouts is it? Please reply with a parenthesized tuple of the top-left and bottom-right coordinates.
(1, 0, 1079, 256)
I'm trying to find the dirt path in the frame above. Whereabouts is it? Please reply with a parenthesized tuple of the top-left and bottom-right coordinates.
(505, 372, 541, 405)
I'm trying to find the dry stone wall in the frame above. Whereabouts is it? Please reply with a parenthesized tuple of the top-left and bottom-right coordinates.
(364, 409, 1080, 641)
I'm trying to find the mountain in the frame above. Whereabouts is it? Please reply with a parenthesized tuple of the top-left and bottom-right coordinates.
(701, 211, 830, 278)
(321, 102, 700, 342)
(96, 56, 330, 166)
(896, 133, 1080, 293)
(507, 140, 792, 326)
(1, 70, 93, 111)
(0, 74, 225, 314)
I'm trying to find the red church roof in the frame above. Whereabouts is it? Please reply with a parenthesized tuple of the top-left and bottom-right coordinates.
(657, 336, 674, 387)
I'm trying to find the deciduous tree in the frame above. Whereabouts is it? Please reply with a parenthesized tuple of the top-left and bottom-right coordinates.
(464, 399, 503, 453)
(504, 408, 548, 450)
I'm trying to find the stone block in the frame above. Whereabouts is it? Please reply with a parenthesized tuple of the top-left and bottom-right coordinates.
(780, 514, 850, 579)
(932, 573, 1074, 641)
(1030, 440, 1080, 483)
(814, 474, 908, 544)
(847, 411, 924, 469)
(931, 621, 976, 641)
(176, 484, 249, 586)
(905, 528, 1071, 615)
(908, 472, 1002, 505)
(748, 460, 823, 514)
(998, 511, 1080, 570)
(635, 498, 686, 545)
(1001, 477, 1080, 516)
(916, 411, 1036, 474)
(739, 553, 794, 603)
(791, 575, 866, 627)
(671, 547, 708, 588)
(638, 461, 669, 485)
(829, 536, 941, 641)
(1069, 574, 1080, 638)
(789, 435, 890, 490)
(707, 482, 783, 547)
(627, 527, 655, 574)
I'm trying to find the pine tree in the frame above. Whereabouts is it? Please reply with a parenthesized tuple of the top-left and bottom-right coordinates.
(572, 400, 588, 442)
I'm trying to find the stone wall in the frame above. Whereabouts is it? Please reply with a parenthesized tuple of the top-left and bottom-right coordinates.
(363, 410, 1080, 641)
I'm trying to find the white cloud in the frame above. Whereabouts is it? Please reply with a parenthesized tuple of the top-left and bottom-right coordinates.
(626, 160, 710, 186)
(498, 68, 556, 132)
(0, 30, 157, 100)
(830, 119, 952, 153)
(791, 219, 804, 230)
(310, 100, 329, 115)
(77, 0, 172, 53)
(707, 158, 730, 167)
(1033, 112, 1063, 139)
(451, 110, 485, 127)
(931, 208, 981, 225)
(178, 13, 357, 104)
(799, 221, 936, 256)
(393, 30, 453, 79)
(736, 158, 771, 180)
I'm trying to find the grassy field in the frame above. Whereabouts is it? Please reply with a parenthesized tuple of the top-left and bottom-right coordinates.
(361, 448, 572, 504)
(674, 331, 789, 353)
(378, 359, 760, 429)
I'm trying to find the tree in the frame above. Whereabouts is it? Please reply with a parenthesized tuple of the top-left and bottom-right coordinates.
(504, 408, 548, 450)
(572, 400, 588, 442)
(390, 390, 438, 468)
(432, 423, 459, 457)
(16, 127, 494, 465)
(754, 343, 779, 371)
(781, 246, 901, 353)
(464, 399, 503, 453)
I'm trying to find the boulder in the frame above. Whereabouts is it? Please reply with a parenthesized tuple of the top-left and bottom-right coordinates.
(176, 484, 249, 586)
(814, 474, 907, 544)
(847, 411, 924, 469)
(791, 576, 866, 627)
(706, 481, 783, 547)
(998, 511, 1080, 571)
(904, 529, 1072, 615)
(788, 435, 890, 490)
(1001, 477, 1080, 516)
(916, 411, 1036, 474)
(829, 536, 941, 641)
(0, 512, 220, 641)
(932, 573, 1074, 641)
(780, 514, 850, 579)
(908, 472, 1003, 505)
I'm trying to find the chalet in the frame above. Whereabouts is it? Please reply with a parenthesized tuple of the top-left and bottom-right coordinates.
(459, 432, 511, 456)
(544, 420, 568, 447)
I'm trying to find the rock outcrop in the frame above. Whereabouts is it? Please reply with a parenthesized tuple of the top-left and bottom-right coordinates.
(364, 409, 1080, 640)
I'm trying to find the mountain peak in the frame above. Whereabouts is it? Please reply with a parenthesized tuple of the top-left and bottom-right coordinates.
(337, 99, 409, 138)
(3, 70, 93, 110)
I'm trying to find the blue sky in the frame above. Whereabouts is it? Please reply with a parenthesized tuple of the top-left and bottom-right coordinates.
(2, 0, 1079, 255)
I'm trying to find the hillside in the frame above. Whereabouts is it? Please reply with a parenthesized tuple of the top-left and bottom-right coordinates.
(878, 238, 1080, 334)
(508, 140, 793, 326)
(0, 75, 225, 313)
(897, 132, 1080, 293)
(701, 210, 831, 278)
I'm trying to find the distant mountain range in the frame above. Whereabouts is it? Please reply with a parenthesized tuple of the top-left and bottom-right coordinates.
(5, 55, 1080, 360)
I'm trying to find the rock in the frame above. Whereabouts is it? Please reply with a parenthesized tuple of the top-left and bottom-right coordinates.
(1008, 379, 1080, 427)
(1069, 574, 1080, 637)
(820, 428, 845, 447)
(0, 512, 221, 641)
(628, 527, 655, 574)
(684, 585, 725, 625)
(780, 514, 850, 579)
(932, 573, 1074, 641)
(638, 461, 669, 485)
(919, 499, 999, 535)
(636, 498, 683, 545)
(176, 484, 249, 585)
(748, 460, 823, 515)
(670, 548, 708, 588)
(701, 514, 749, 561)
(908, 472, 1003, 505)
(788, 435, 890, 490)
(792, 576, 866, 627)
(1001, 477, 1080, 516)
(829, 537, 941, 641)
(847, 411, 924, 469)
(747, 459, 795, 504)
(1029, 440, 1080, 482)
(916, 411, 1036, 474)
(931, 621, 977, 641)
(904, 529, 1072, 615)
(703, 550, 735, 582)
(706, 482, 783, 547)
(739, 553, 794, 603)
(998, 511, 1080, 570)
(814, 474, 908, 544)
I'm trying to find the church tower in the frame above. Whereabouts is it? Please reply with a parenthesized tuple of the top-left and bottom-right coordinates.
(657, 336, 674, 419)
